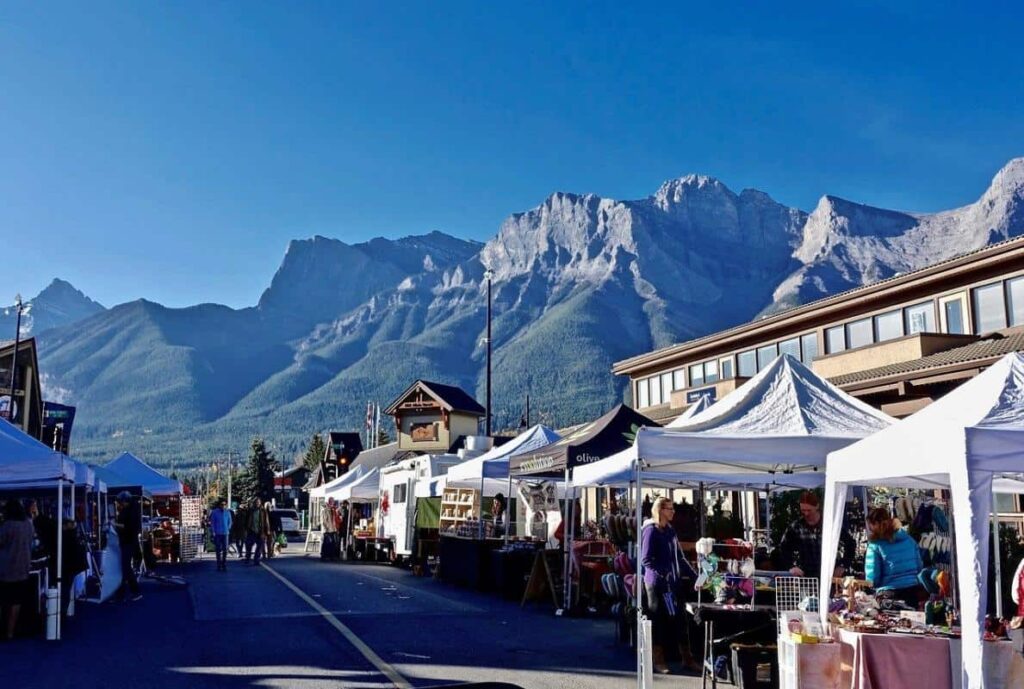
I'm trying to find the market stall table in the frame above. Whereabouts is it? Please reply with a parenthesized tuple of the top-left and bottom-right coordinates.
(490, 544, 543, 600)
(350, 536, 392, 563)
(438, 535, 504, 590)
(836, 628, 1024, 689)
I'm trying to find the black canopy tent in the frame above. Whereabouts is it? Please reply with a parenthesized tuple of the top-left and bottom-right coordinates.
(509, 404, 659, 478)
(509, 404, 659, 611)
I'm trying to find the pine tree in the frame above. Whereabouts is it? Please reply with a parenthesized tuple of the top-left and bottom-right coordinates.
(303, 433, 327, 471)
(376, 427, 391, 447)
(236, 437, 280, 505)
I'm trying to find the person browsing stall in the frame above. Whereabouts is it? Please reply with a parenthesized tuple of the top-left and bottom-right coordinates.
(777, 491, 855, 578)
(113, 492, 143, 602)
(0, 499, 35, 640)
(864, 506, 923, 607)
(640, 496, 700, 675)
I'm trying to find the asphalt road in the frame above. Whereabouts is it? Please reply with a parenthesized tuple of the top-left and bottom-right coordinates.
(0, 547, 704, 688)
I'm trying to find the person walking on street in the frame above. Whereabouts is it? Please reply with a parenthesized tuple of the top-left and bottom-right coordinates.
(321, 498, 339, 560)
(113, 492, 143, 601)
(245, 499, 268, 565)
(0, 499, 35, 639)
(209, 499, 232, 571)
(265, 502, 280, 558)
(231, 503, 247, 558)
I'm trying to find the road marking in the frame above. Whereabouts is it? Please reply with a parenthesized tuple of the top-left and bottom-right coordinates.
(260, 562, 412, 689)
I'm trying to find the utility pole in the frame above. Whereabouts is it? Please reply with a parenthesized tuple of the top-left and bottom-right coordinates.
(226, 450, 233, 509)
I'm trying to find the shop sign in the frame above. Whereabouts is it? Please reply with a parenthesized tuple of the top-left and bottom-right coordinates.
(686, 387, 717, 404)
(0, 395, 18, 422)
(516, 454, 559, 474)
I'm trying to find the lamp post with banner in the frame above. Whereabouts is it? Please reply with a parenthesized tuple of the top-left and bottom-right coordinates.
(3, 294, 25, 425)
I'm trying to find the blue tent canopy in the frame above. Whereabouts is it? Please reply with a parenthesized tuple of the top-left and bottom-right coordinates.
(104, 452, 182, 496)
(0, 417, 75, 487)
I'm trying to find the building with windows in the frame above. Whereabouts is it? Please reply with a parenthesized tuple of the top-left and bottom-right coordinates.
(613, 236, 1024, 526)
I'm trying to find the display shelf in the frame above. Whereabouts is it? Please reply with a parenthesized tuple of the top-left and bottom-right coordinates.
(439, 487, 481, 531)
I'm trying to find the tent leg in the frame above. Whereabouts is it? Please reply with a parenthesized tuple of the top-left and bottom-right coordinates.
(698, 482, 706, 538)
(56, 480, 64, 641)
(504, 470, 512, 546)
(992, 487, 1003, 619)
(764, 484, 772, 549)
(635, 461, 645, 689)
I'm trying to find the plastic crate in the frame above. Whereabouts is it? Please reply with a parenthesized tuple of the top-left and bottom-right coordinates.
(730, 643, 778, 689)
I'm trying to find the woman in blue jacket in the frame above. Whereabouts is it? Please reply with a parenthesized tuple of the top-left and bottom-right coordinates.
(865, 507, 924, 607)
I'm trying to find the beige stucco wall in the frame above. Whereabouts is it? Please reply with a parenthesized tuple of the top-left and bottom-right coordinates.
(811, 333, 975, 379)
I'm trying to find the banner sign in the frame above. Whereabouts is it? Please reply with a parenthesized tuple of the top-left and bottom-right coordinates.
(686, 387, 717, 405)
(43, 402, 76, 453)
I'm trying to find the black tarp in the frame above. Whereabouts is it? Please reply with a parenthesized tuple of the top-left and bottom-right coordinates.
(508, 404, 659, 477)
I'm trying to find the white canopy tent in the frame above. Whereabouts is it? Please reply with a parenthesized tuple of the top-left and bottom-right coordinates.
(634, 354, 894, 477)
(334, 467, 380, 503)
(620, 354, 894, 682)
(664, 393, 713, 428)
(820, 352, 1024, 689)
(445, 424, 561, 486)
(310, 465, 367, 499)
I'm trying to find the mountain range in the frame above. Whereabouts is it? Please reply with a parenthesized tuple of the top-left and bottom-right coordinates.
(23, 158, 1024, 467)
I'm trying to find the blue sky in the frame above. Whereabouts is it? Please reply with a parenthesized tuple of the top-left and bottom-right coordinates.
(2, 2, 1023, 309)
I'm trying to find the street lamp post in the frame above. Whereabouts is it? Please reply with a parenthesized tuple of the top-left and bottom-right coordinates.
(484, 270, 493, 436)
(5, 294, 24, 425)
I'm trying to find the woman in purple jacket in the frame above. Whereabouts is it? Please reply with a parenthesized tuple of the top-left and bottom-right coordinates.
(641, 496, 699, 674)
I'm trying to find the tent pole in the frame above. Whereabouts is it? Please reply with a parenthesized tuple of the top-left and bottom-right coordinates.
(504, 468, 512, 546)
(478, 474, 484, 540)
(56, 477, 64, 641)
(764, 484, 772, 549)
(699, 482, 706, 538)
(561, 466, 572, 612)
(635, 459, 645, 689)
(992, 488, 1003, 618)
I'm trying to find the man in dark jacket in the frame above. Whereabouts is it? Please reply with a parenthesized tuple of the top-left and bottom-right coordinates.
(114, 492, 142, 601)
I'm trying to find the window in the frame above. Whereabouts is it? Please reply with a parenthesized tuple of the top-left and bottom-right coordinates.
(973, 282, 1007, 333)
(673, 369, 686, 391)
(994, 492, 1019, 513)
(801, 334, 818, 362)
(874, 310, 903, 342)
(943, 298, 965, 334)
(650, 375, 662, 406)
(637, 379, 649, 408)
(778, 337, 800, 361)
(904, 302, 936, 335)
(846, 318, 873, 349)
(756, 344, 777, 371)
(661, 372, 674, 397)
(704, 360, 719, 384)
(1007, 277, 1024, 327)
(394, 484, 407, 504)
(689, 363, 704, 388)
(738, 350, 756, 378)
(719, 357, 734, 380)
(825, 326, 846, 354)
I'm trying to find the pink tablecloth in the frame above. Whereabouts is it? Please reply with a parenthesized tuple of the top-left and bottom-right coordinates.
(838, 629, 952, 689)
(837, 629, 1024, 689)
